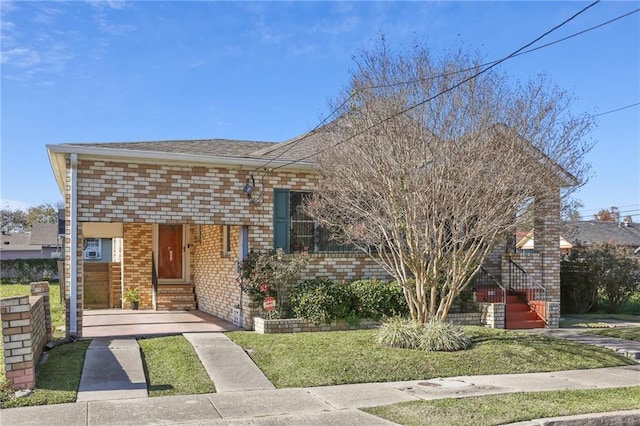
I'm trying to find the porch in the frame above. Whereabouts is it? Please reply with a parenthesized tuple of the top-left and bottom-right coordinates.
(82, 309, 239, 338)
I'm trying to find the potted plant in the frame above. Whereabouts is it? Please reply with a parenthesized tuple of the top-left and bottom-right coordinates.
(123, 287, 140, 310)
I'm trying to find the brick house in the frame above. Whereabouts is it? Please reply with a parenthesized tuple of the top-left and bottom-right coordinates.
(47, 128, 570, 336)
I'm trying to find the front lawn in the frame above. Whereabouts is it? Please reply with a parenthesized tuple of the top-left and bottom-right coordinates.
(138, 335, 215, 397)
(226, 327, 635, 388)
(586, 327, 640, 342)
(0, 340, 90, 408)
(560, 314, 640, 328)
(365, 386, 640, 426)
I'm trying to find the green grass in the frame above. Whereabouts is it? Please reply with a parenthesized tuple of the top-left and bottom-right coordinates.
(560, 314, 640, 328)
(586, 327, 640, 342)
(0, 340, 90, 408)
(364, 386, 640, 426)
(226, 327, 635, 388)
(1, 282, 66, 397)
(138, 335, 215, 397)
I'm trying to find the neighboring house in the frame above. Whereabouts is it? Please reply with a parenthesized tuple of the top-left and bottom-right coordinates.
(47, 126, 572, 336)
(561, 220, 640, 254)
(0, 223, 62, 260)
(516, 230, 574, 255)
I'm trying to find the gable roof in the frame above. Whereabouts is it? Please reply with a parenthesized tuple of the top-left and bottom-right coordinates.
(1, 232, 33, 251)
(0, 223, 60, 253)
(561, 220, 640, 247)
(46, 121, 577, 195)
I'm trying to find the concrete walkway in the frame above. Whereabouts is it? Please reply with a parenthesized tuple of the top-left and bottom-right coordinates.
(77, 338, 147, 402)
(3, 365, 640, 425)
(183, 332, 275, 392)
(528, 328, 640, 361)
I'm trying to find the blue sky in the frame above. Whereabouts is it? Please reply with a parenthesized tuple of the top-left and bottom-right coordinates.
(1, 1, 639, 220)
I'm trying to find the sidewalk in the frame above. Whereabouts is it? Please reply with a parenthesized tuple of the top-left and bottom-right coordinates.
(2, 324, 640, 425)
(3, 365, 639, 425)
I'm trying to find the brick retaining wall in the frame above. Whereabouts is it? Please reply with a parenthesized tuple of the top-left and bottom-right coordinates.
(254, 306, 502, 334)
(1, 281, 52, 390)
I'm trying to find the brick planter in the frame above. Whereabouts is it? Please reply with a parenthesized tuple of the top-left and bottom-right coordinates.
(253, 317, 380, 334)
(253, 310, 492, 334)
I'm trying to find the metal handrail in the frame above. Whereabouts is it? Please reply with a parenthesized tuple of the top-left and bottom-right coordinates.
(152, 253, 158, 310)
(508, 259, 546, 321)
(474, 266, 506, 305)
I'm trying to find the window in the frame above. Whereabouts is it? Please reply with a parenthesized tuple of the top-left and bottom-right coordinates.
(273, 189, 354, 253)
(84, 238, 102, 260)
(222, 225, 233, 256)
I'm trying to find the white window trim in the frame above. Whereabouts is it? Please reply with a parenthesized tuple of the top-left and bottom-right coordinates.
(222, 225, 232, 257)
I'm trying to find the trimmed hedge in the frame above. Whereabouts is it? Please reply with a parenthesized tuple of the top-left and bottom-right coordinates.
(0, 258, 58, 283)
(290, 278, 409, 324)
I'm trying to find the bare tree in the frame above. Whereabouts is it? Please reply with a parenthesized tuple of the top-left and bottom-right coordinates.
(307, 42, 594, 323)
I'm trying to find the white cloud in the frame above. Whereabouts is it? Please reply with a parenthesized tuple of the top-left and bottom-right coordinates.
(1, 47, 41, 67)
(0, 199, 31, 211)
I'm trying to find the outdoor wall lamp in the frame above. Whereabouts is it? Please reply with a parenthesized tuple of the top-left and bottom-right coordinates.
(242, 174, 264, 204)
(243, 175, 255, 199)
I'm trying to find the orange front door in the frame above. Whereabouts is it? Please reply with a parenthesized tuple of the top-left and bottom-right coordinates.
(158, 224, 183, 279)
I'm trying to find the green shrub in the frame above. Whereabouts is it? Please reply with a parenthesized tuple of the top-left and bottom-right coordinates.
(418, 319, 471, 351)
(0, 258, 58, 284)
(376, 316, 421, 349)
(561, 243, 640, 314)
(290, 279, 357, 324)
(351, 279, 409, 320)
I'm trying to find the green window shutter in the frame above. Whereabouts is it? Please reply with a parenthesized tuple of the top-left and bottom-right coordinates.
(273, 189, 290, 253)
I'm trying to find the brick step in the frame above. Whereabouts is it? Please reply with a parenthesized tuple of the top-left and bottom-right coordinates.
(506, 319, 545, 329)
(158, 288, 193, 294)
(157, 291, 194, 297)
(156, 305, 196, 311)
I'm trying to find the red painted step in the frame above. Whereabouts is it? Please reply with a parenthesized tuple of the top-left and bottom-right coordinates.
(505, 293, 545, 329)
(506, 319, 545, 329)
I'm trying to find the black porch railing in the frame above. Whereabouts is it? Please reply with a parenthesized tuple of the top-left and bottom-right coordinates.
(152, 253, 158, 311)
(508, 259, 546, 320)
(473, 267, 506, 304)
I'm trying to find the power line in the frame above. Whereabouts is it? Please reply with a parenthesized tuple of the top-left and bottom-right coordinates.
(269, 0, 602, 171)
(578, 204, 640, 214)
(255, 1, 639, 171)
(593, 102, 640, 117)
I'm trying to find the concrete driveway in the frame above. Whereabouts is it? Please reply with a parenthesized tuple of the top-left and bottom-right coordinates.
(82, 309, 239, 338)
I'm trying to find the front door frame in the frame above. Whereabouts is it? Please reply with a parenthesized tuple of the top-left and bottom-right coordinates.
(153, 224, 190, 283)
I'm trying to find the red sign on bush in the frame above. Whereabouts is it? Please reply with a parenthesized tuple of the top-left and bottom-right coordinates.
(263, 296, 276, 311)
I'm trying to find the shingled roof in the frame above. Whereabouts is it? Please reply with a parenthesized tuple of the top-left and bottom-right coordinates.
(63, 139, 276, 159)
(562, 221, 640, 248)
(30, 223, 60, 246)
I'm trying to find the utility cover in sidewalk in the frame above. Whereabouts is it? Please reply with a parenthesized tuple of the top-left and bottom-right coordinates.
(418, 378, 471, 388)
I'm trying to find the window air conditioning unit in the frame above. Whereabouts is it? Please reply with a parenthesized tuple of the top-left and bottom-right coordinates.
(86, 251, 100, 259)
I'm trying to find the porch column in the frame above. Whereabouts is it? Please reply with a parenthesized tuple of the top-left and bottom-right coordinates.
(533, 189, 561, 328)
(66, 153, 83, 336)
